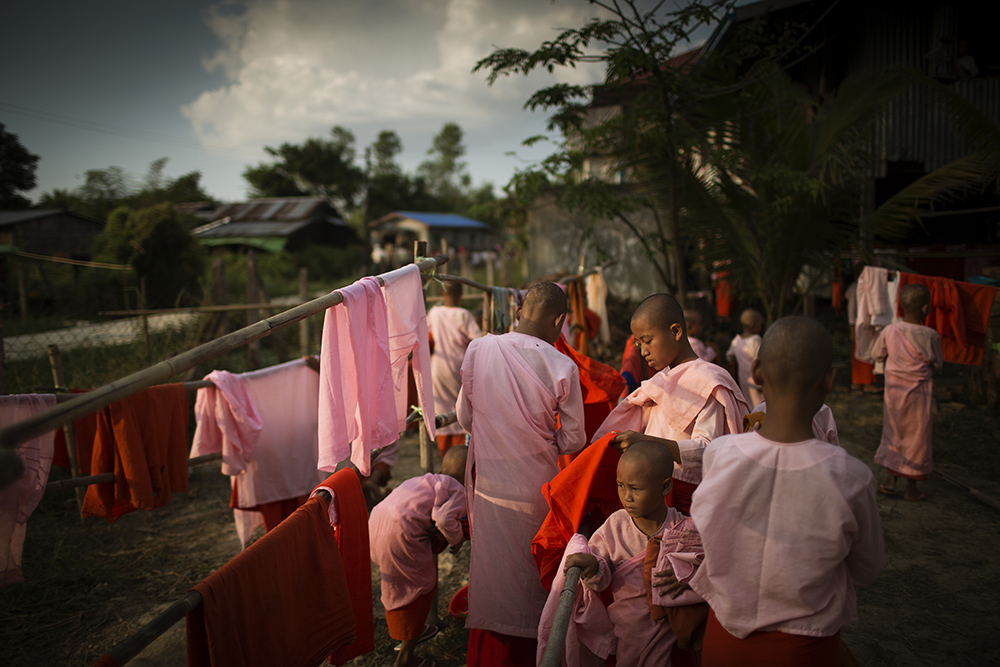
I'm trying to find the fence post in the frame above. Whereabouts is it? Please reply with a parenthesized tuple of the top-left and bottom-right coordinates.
(299, 267, 310, 354)
(0, 306, 6, 395)
(46, 344, 84, 518)
(140, 276, 152, 365)
(485, 249, 494, 288)
(246, 250, 261, 368)
(17, 262, 28, 320)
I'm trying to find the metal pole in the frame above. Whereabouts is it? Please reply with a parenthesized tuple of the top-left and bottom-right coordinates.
(539, 566, 582, 667)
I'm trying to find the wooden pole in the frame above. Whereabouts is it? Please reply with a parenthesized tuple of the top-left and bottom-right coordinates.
(0, 304, 6, 396)
(17, 262, 27, 320)
(539, 566, 582, 667)
(46, 344, 84, 516)
(246, 250, 261, 368)
(485, 250, 494, 288)
(140, 276, 152, 365)
(483, 290, 493, 334)
(298, 267, 309, 354)
(0, 257, 448, 450)
(46, 452, 222, 491)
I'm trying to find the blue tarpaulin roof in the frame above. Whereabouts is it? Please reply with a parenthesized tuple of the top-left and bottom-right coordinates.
(374, 211, 493, 230)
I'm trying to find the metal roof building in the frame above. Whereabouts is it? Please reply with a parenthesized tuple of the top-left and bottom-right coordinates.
(368, 211, 495, 253)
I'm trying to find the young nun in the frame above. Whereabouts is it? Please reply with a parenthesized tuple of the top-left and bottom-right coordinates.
(427, 280, 482, 455)
(689, 317, 885, 667)
(457, 282, 586, 667)
(726, 308, 764, 407)
(595, 294, 749, 514)
(564, 440, 689, 666)
(369, 446, 470, 667)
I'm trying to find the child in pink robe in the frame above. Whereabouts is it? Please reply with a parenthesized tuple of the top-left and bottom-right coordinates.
(370, 446, 469, 667)
(871, 284, 942, 501)
(689, 317, 884, 666)
(457, 282, 586, 667)
(684, 309, 717, 363)
(564, 441, 692, 667)
(427, 280, 481, 456)
(595, 294, 749, 515)
(726, 309, 763, 407)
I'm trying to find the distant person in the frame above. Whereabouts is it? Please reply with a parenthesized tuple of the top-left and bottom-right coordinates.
(427, 281, 481, 455)
(726, 309, 763, 407)
(690, 316, 885, 666)
(370, 446, 469, 667)
(684, 309, 718, 363)
(872, 284, 942, 501)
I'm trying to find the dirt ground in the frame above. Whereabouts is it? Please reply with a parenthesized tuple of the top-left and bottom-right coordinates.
(3, 355, 1000, 666)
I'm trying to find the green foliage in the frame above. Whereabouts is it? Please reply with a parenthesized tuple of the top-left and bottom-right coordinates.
(94, 203, 205, 307)
(0, 123, 39, 209)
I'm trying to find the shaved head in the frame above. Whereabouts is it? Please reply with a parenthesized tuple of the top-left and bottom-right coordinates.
(740, 309, 763, 329)
(899, 284, 930, 318)
(758, 316, 833, 394)
(684, 309, 703, 327)
(442, 280, 463, 299)
(521, 282, 568, 320)
(441, 445, 468, 482)
(632, 293, 686, 335)
(620, 440, 674, 483)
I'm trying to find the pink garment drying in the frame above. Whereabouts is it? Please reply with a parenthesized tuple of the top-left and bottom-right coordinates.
(871, 322, 942, 478)
(457, 332, 585, 638)
(318, 276, 396, 477)
(427, 305, 481, 436)
(751, 401, 840, 446)
(380, 265, 436, 440)
(594, 359, 749, 486)
(191, 370, 262, 476)
(537, 534, 616, 667)
(726, 333, 762, 408)
(369, 473, 466, 610)
(689, 431, 885, 639)
(583, 509, 683, 666)
(0, 394, 57, 585)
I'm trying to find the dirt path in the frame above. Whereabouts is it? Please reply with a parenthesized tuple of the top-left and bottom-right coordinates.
(3, 375, 999, 666)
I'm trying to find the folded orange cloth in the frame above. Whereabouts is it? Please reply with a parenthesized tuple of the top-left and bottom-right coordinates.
(186, 495, 356, 667)
(82, 384, 189, 522)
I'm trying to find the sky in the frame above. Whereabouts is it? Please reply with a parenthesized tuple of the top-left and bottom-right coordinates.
(0, 0, 720, 206)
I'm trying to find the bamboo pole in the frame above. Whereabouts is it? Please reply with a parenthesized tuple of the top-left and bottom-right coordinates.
(433, 273, 493, 293)
(0, 256, 448, 451)
(539, 566, 582, 667)
(140, 276, 152, 365)
(46, 344, 84, 516)
(246, 250, 261, 368)
(45, 452, 223, 491)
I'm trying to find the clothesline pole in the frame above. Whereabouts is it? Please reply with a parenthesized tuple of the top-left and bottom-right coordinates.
(0, 256, 448, 451)
(45, 452, 223, 491)
(46, 344, 85, 518)
(539, 565, 583, 667)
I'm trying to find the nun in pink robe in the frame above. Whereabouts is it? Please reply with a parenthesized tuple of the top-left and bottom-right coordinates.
(871, 321, 942, 478)
(457, 331, 585, 642)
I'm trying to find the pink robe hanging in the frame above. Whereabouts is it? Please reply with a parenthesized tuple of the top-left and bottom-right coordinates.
(317, 276, 396, 477)
(0, 394, 56, 585)
(369, 473, 466, 611)
(871, 322, 943, 478)
(457, 332, 586, 638)
(689, 432, 885, 639)
(427, 305, 481, 435)
(726, 333, 762, 407)
(594, 359, 749, 487)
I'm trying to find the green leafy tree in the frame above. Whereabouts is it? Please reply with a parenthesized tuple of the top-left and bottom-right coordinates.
(0, 123, 40, 209)
(418, 122, 474, 210)
(244, 126, 365, 211)
(94, 202, 205, 307)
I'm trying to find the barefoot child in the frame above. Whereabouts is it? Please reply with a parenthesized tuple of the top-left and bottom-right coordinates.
(726, 309, 764, 407)
(369, 446, 470, 667)
(596, 294, 749, 514)
(872, 284, 942, 501)
(684, 309, 718, 363)
(689, 317, 885, 666)
(427, 280, 482, 456)
(563, 441, 692, 666)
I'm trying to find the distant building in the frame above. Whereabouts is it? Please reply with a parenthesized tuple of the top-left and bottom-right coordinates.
(368, 211, 495, 254)
(192, 196, 359, 253)
(0, 209, 104, 258)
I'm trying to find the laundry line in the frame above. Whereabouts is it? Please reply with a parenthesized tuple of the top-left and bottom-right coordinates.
(0, 254, 448, 451)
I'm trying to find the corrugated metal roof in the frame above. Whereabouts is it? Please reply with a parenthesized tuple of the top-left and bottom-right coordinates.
(371, 211, 493, 230)
(0, 209, 104, 227)
(205, 196, 328, 223)
(195, 220, 313, 238)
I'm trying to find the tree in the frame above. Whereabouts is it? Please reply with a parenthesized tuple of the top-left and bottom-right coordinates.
(94, 202, 205, 308)
(418, 122, 473, 210)
(244, 126, 365, 210)
(0, 123, 40, 209)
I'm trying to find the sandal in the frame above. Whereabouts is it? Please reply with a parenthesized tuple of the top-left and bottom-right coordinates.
(877, 484, 898, 497)
(394, 625, 439, 651)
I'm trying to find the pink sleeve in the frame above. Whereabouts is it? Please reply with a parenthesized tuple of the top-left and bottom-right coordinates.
(846, 478, 885, 587)
(456, 343, 476, 433)
(675, 399, 728, 472)
(431, 479, 467, 545)
(870, 329, 888, 363)
(556, 366, 586, 455)
(592, 395, 643, 442)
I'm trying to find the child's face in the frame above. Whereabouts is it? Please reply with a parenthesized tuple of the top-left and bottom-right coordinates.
(631, 315, 683, 371)
(686, 319, 702, 338)
(616, 457, 670, 521)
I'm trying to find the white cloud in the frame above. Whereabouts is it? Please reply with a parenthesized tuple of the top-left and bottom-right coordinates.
(181, 0, 605, 163)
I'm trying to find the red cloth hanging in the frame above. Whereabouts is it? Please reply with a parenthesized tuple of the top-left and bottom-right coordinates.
(897, 273, 997, 365)
(715, 272, 733, 318)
